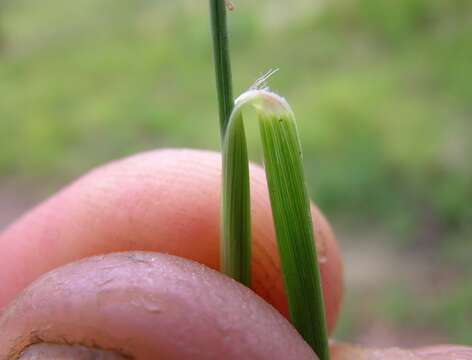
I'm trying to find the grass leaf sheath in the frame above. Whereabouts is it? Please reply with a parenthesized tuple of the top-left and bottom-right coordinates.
(221, 88, 330, 360)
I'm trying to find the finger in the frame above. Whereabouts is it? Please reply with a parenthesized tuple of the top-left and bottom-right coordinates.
(0, 252, 316, 360)
(414, 345, 472, 359)
(331, 342, 472, 359)
(0, 148, 343, 331)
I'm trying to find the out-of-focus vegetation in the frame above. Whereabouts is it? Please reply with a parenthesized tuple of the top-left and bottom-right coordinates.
(0, 0, 470, 346)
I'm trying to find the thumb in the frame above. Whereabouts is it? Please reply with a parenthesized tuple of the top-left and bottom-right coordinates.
(0, 148, 343, 331)
(331, 342, 472, 359)
(0, 252, 316, 360)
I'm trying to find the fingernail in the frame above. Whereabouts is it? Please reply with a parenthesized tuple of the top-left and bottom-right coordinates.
(414, 345, 472, 359)
(19, 343, 129, 359)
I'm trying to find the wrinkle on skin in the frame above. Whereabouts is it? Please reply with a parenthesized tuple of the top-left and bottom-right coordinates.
(0, 149, 343, 332)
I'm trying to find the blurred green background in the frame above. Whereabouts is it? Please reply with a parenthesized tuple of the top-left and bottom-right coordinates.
(0, 0, 471, 347)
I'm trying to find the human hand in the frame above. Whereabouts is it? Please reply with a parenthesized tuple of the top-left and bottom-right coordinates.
(0, 149, 469, 359)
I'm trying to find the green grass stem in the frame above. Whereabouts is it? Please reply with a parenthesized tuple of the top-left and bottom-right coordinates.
(209, 0, 234, 137)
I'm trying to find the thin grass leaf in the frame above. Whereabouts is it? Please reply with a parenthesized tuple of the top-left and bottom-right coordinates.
(221, 86, 330, 360)
(221, 114, 251, 285)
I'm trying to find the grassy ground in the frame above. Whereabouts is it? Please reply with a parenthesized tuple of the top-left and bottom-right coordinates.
(1, 0, 471, 346)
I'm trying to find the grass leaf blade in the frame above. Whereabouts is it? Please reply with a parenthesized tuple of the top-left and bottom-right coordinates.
(258, 102, 330, 360)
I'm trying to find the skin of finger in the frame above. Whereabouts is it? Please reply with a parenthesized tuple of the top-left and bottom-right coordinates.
(331, 343, 472, 360)
(0, 252, 316, 360)
(0, 148, 343, 332)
